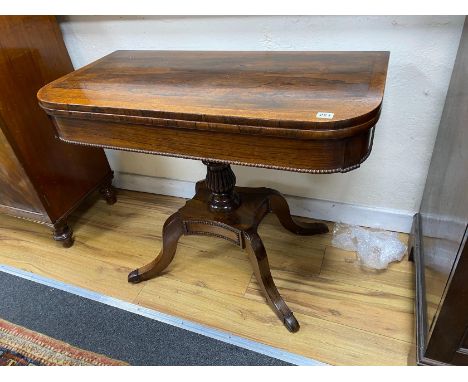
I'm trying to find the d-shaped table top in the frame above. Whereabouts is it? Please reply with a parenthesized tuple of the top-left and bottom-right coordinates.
(38, 50, 389, 173)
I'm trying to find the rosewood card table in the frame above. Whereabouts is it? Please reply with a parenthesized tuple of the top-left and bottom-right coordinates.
(38, 51, 389, 332)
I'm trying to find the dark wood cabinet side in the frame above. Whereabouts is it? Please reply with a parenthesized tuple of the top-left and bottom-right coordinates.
(409, 17, 468, 366)
(0, 118, 45, 217)
(0, 16, 115, 245)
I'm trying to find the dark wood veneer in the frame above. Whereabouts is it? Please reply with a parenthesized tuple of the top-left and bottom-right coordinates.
(38, 50, 388, 131)
(51, 117, 374, 174)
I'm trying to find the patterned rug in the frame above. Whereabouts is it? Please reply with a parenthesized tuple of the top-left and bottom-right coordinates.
(0, 318, 127, 366)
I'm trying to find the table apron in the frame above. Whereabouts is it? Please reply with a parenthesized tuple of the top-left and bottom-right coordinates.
(51, 117, 374, 174)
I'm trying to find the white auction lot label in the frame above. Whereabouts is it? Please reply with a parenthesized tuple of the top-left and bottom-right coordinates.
(316, 112, 334, 119)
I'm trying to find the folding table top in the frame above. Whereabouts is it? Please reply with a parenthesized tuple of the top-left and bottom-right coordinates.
(38, 50, 389, 139)
(38, 51, 389, 173)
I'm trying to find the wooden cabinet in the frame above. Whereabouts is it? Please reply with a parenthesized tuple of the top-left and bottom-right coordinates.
(0, 16, 115, 247)
(409, 17, 468, 365)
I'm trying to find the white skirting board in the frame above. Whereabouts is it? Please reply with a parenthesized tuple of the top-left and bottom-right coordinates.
(113, 172, 414, 233)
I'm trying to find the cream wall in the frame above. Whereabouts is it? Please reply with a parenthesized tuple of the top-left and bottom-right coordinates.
(58, 16, 464, 217)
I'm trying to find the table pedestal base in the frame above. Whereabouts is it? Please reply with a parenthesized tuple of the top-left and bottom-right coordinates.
(128, 162, 329, 332)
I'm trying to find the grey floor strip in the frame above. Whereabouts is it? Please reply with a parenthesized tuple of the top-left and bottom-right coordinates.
(0, 265, 326, 366)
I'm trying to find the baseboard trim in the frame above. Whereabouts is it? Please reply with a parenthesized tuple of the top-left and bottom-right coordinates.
(113, 172, 413, 233)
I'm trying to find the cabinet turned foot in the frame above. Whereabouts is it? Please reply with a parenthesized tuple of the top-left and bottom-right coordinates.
(53, 222, 74, 248)
(99, 182, 117, 205)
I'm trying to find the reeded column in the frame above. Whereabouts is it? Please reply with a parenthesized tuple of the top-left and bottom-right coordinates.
(203, 161, 240, 212)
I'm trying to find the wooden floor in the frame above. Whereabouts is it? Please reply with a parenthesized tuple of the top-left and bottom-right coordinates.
(0, 189, 415, 365)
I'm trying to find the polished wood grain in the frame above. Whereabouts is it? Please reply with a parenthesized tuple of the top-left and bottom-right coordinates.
(38, 50, 389, 173)
(0, 16, 115, 245)
(0, 189, 414, 365)
(49, 118, 372, 173)
(38, 51, 388, 130)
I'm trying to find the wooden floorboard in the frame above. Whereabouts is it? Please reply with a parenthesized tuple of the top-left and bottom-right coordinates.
(0, 189, 414, 365)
